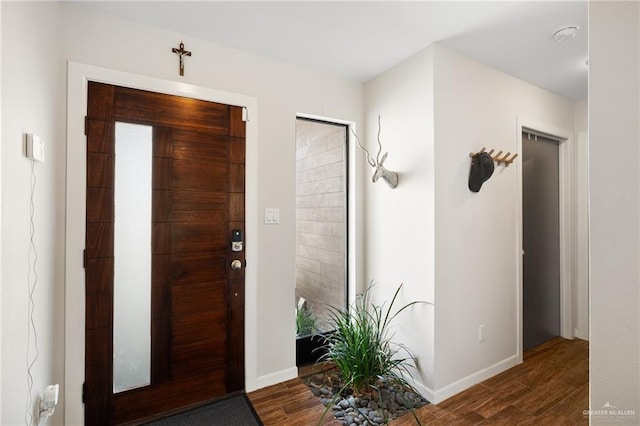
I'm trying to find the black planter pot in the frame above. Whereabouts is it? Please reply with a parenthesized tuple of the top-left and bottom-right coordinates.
(296, 332, 330, 366)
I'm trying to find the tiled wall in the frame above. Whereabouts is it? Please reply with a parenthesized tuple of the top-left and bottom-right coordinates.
(295, 119, 347, 331)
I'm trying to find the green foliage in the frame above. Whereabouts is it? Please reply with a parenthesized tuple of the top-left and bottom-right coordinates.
(320, 283, 426, 396)
(296, 306, 318, 337)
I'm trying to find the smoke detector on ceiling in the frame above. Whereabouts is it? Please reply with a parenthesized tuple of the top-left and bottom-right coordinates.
(553, 26, 580, 43)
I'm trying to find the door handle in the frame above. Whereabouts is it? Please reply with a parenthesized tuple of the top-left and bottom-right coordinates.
(231, 259, 242, 271)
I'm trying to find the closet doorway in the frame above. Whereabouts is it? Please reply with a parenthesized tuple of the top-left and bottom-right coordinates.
(522, 129, 561, 351)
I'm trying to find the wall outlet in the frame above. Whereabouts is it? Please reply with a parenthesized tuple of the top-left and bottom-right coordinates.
(479, 324, 486, 342)
(26, 133, 45, 163)
(38, 383, 59, 420)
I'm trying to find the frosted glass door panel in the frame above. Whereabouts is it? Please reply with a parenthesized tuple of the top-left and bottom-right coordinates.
(113, 122, 152, 393)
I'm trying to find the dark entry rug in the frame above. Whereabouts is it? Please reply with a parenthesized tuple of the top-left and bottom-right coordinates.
(145, 394, 263, 426)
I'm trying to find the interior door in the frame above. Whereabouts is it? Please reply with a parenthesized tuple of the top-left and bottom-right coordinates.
(84, 82, 246, 425)
(522, 130, 560, 351)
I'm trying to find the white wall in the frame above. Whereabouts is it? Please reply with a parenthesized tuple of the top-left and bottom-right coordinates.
(0, 0, 3, 417)
(1, 2, 65, 425)
(431, 45, 575, 399)
(2, 2, 364, 425)
(574, 100, 589, 341)
(363, 43, 577, 403)
(589, 1, 640, 418)
(363, 46, 436, 393)
(574, 100, 587, 133)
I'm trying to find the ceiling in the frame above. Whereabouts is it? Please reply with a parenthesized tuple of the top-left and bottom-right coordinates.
(77, 1, 588, 101)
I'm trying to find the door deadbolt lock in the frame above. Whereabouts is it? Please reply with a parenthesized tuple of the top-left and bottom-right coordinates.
(231, 229, 243, 252)
(231, 260, 242, 271)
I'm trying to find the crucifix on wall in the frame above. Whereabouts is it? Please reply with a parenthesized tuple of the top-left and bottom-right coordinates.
(172, 41, 192, 76)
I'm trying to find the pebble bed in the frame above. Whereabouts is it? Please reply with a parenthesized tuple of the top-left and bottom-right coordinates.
(304, 371, 428, 426)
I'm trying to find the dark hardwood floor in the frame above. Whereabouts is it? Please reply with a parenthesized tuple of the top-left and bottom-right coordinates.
(248, 337, 588, 425)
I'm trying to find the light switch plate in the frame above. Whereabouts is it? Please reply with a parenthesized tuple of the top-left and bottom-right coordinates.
(26, 134, 45, 163)
(264, 208, 280, 224)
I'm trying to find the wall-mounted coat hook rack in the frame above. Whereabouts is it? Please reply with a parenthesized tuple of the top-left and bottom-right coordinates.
(469, 147, 518, 166)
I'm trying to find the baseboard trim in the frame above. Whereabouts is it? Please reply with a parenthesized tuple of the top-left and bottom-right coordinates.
(575, 328, 589, 341)
(430, 354, 521, 404)
(254, 367, 299, 391)
(252, 356, 521, 405)
(413, 380, 436, 404)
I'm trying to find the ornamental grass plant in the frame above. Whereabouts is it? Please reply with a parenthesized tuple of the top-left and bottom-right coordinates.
(296, 305, 319, 337)
(320, 282, 426, 397)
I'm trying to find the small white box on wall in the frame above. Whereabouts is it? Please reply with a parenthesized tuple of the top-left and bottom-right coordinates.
(26, 133, 45, 163)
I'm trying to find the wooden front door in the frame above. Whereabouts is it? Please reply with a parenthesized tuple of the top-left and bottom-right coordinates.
(84, 82, 246, 425)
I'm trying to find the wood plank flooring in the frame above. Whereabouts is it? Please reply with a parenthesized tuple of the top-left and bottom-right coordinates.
(248, 337, 588, 425)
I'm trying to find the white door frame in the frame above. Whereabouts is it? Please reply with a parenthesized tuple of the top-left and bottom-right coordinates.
(516, 116, 574, 360)
(64, 62, 259, 425)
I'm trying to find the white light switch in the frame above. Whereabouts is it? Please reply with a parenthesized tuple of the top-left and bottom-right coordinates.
(26, 133, 45, 163)
(264, 208, 280, 224)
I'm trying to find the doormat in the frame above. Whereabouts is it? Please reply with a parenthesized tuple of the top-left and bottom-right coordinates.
(145, 394, 263, 426)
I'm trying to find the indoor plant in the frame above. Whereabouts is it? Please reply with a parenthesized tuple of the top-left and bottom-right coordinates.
(316, 282, 429, 424)
(296, 302, 329, 365)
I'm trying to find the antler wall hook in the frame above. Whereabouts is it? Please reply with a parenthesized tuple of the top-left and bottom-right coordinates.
(351, 115, 399, 189)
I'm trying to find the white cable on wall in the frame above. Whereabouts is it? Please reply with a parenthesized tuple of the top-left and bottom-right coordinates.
(26, 157, 40, 426)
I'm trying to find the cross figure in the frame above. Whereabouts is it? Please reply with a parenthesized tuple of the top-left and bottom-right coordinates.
(172, 41, 192, 76)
